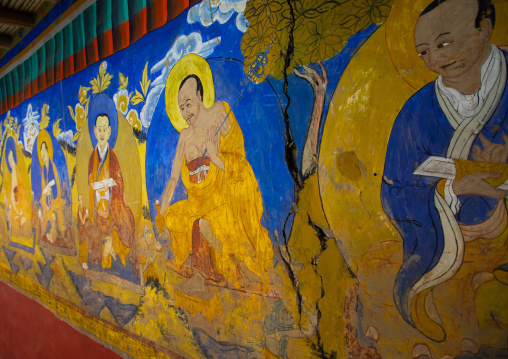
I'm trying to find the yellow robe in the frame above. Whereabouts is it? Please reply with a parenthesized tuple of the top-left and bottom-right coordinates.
(8, 164, 32, 242)
(165, 102, 274, 286)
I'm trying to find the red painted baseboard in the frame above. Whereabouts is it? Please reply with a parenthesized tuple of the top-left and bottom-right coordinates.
(0, 279, 121, 359)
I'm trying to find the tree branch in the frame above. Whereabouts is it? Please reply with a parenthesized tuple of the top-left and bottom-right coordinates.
(300, 63, 328, 179)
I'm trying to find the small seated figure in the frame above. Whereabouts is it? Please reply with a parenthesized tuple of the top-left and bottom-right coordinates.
(139, 227, 162, 281)
(77, 194, 89, 267)
(263, 300, 317, 359)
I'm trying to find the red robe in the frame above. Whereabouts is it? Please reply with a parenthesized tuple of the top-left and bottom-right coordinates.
(86, 147, 138, 276)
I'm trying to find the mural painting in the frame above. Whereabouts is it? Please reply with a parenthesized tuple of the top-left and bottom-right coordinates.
(31, 105, 74, 255)
(0, 0, 506, 358)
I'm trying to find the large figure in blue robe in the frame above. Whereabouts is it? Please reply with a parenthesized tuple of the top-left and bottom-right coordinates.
(381, 48, 508, 340)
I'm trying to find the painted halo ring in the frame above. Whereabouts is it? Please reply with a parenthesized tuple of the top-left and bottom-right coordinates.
(165, 53, 215, 133)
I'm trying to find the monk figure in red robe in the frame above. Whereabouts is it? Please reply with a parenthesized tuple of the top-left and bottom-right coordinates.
(84, 112, 139, 278)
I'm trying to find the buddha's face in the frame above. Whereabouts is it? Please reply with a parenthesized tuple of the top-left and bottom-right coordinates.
(415, 0, 491, 82)
(94, 115, 111, 149)
(40, 142, 49, 167)
(178, 77, 202, 126)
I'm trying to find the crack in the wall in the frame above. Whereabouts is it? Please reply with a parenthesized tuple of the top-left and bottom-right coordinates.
(282, 0, 302, 194)
(279, 0, 305, 327)
(311, 253, 326, 358)
(309, 215, 329, 358)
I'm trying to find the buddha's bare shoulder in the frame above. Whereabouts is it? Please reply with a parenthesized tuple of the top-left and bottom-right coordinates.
(210, 100, 227, 114)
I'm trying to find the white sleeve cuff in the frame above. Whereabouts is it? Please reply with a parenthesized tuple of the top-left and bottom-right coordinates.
(444, 178, 461, 214)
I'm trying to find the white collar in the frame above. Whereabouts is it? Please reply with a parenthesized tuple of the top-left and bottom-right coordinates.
(437, 44, 502, 119)
(97, 143, 109, 161)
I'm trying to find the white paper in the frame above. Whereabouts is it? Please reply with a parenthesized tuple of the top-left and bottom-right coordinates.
(42, 179, 56, 195)
(91, 178, 117, 191)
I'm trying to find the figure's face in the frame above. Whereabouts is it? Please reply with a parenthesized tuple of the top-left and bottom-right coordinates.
(178, 78, 202, 126)
(8, 151, 14, 168)
(40, 143, 49, 167)
(94, 115, 111, 149)
(278, 306, 295, 326)
(415, 0, 491, 81)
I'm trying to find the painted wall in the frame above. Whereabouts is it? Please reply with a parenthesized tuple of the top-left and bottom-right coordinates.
(0, 0, 507, 358)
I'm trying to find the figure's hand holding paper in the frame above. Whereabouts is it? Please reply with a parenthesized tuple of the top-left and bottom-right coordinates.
(42, 179, 55, 196)
(92, 178, 117, 191)
(92, 178, 117, 203)
(414, 156, 508, 190)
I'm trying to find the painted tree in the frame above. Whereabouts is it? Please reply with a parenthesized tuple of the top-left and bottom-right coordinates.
(241, 0, 393, 181)
(242, 2, 395, 357)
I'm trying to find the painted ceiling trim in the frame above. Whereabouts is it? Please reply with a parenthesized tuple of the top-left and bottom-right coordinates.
(0, 0, 197, 115)
(0, 0, 89, 74)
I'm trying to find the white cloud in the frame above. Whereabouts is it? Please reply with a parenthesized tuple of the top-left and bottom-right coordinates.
(57, 130, 75, 150)
(22, 104, 40, 154)
(187, 0, 248, 32)
(150, 32, 220, 88)
(235, 12, 249, 33)
(140, 85, 164, 128)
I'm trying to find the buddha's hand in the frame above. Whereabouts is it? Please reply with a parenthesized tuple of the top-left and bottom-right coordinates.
(453, 171, 508, 198)
(473, 133, 508, 163)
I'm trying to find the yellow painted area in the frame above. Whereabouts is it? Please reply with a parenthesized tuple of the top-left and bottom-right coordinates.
(175, 288, 222, 322)
(288, 174, 354, 357)
(319, 23, 413, 275)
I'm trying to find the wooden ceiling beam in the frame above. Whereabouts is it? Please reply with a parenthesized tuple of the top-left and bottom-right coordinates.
(0, 34, 12, 49)
(0, 8, 36, 29)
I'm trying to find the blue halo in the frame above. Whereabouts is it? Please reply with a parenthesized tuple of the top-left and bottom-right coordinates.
(4, 137, 17, 173)
(88, 93, 119, 149)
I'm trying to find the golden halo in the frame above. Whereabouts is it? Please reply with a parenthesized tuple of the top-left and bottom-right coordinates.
(36, 129, 53, 168)
(386, 0, 508, 90)
(165, 54, 215, 133)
